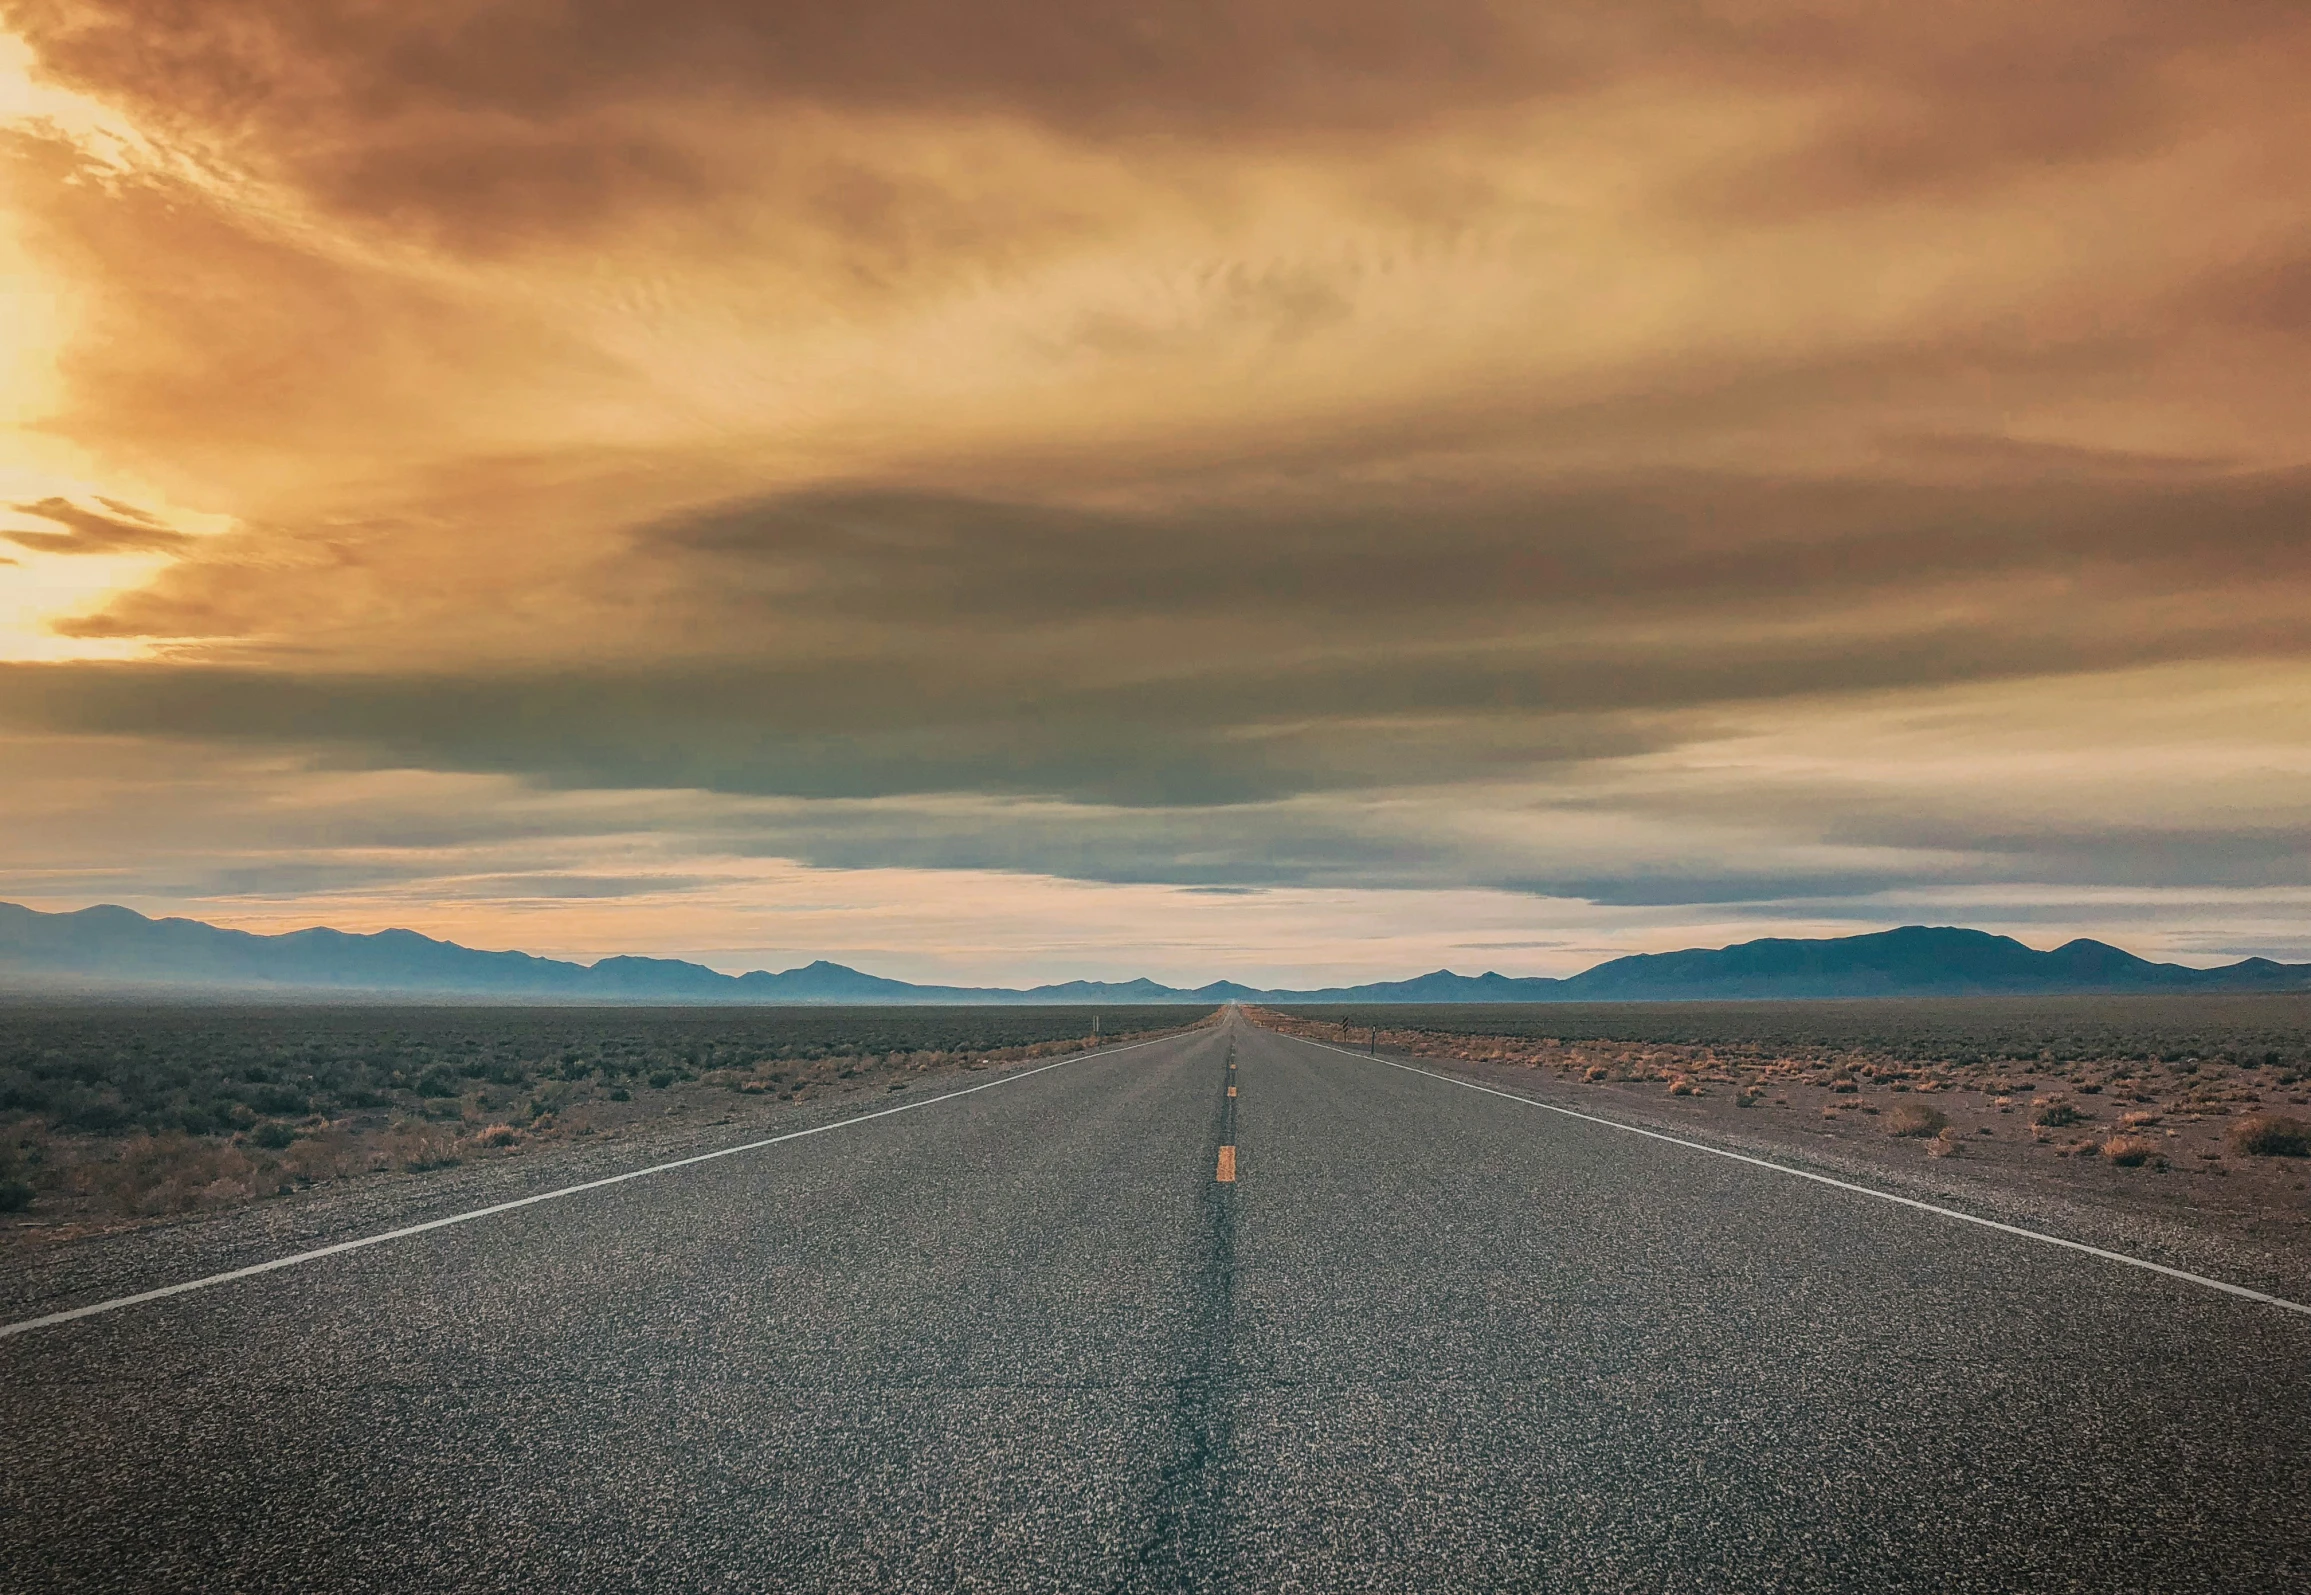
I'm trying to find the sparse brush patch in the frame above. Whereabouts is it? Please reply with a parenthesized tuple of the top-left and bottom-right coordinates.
(1886, 1103, 1948, 1138)
(2119, 1110, 2161, 1128)
(2101, 1135, 2160, 1167)
(2031, 1097, 2082, 1127)
(1927, 1127, 1963, 1158)
(0, 1140, 35, 1212)
(476, 1123, 521, 1149)
(2226, 1114, 2311, 1158)
(380, 1124, 462, 1173)
(91, 1133, 258, 1216)
(272, 1127, 350, 1182)
(1583, 1065, 1607, 1082)
(1667, 1077, 1697, 1096)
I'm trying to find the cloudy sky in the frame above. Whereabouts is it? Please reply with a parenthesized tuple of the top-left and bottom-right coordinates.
(2, 1, 2308, 984)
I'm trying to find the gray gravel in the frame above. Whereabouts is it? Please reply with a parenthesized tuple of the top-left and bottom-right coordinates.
(4, 1011, 2306, 1591)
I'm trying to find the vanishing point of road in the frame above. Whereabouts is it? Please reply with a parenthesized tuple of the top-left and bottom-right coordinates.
(4, 1008, 2307, 1591)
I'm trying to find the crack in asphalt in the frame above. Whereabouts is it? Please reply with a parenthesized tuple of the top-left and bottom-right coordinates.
(1112, 1033, 1240, 1594)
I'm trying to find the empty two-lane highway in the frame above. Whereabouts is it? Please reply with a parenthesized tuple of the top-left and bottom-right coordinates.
(4, 1009, 2307, 1592)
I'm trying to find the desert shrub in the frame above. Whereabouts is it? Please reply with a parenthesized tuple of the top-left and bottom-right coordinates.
(2227, 1115, 2311, 1158)
(0, 1179, 32, 1211)
(378, 1123, 462, 1172)
(1885, 1103, 1949, 1138)
(248, 1119, 297, 1150)
(2031, 1097, 2082, 1127)
(282, 1132, 360, 1184)
(2101, 1135, 2160, 1167)
(647, 1071, 675, 1089)
(91, 1132, 257, 1215)
(247, 1084, 309, 1115)
(175, 1103, 228, 1136)
(58, 1095, 132, 1134)
(476, 1123, 522, 1149)
(1667, 1076, 1697, 1096)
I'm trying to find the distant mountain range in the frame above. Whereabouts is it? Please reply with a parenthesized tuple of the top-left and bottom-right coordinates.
(4, 901, 2308, 1005)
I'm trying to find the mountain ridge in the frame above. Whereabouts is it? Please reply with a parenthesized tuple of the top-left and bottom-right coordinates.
(4, 901, 2308, 1004)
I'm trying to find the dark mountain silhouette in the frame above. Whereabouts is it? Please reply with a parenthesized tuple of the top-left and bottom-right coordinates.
(2, 902, 2306, 1003)
(1549, 925, 2310, 1000)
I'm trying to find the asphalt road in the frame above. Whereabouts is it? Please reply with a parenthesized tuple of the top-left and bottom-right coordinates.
(4, 1008, 2308, 1592)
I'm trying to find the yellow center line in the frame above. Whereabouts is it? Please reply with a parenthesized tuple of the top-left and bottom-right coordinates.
(1216, 1145, 1237, 1182)
(1227, 1085, 1237, 1097)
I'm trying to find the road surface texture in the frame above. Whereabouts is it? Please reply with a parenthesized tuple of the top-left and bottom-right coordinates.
(4, 1008, 2307, 1592)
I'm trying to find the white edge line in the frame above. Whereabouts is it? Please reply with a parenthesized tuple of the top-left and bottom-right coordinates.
(0, 1027, 1197, 1342)
(1286, 1031, 2311, 1318)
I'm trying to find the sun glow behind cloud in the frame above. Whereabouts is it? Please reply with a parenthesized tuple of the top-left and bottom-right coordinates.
(0, 31, 229, 660)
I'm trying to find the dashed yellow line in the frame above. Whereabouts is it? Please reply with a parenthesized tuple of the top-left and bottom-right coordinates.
(1216, 1145, 1237, 1182)
(1227, 1085, 1237, 1098)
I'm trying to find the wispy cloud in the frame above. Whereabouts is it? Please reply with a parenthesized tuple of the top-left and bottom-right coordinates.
(5, 497, 190, 555)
